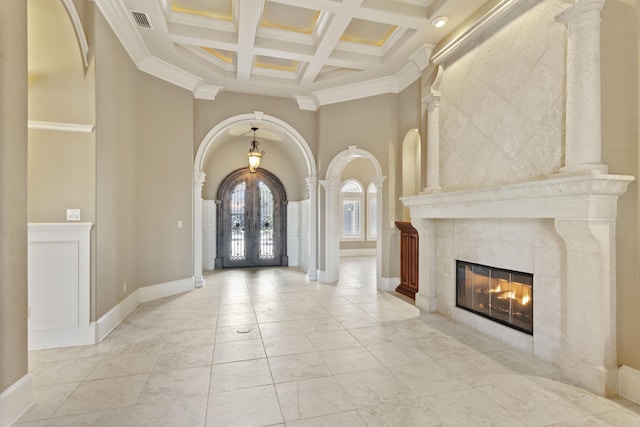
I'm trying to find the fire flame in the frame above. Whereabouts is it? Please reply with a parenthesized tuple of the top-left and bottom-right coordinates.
(521, 294, 531, 305)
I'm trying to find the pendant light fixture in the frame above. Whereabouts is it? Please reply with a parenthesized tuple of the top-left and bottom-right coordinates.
(247, 127, 265, 173)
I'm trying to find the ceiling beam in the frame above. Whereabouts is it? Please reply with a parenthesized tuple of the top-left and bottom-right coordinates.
(236, 0, 264, 80)
(300, 0, 364, 85)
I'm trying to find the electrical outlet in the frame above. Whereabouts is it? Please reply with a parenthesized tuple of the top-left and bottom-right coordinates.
(123, 282, 127, 293)
(66, 209, 81, 221)
(178, 220, 183, 229)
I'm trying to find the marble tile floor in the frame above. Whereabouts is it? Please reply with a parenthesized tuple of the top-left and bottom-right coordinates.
(15, 257, 640, 426)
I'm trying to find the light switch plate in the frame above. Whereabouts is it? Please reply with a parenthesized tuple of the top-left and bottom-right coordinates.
(66, 209, 81, 221)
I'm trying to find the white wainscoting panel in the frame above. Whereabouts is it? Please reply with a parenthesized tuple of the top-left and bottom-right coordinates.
(28, 223, 94, 350)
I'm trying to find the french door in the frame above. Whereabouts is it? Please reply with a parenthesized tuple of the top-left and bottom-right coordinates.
(215, 168, 287, 268)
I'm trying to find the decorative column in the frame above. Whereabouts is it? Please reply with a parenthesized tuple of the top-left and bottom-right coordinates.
(319, 179, 342, 283)
(305, 177, 318, 281)
(554, 218, 618, 395)
(555, 0, 608, 175)
(411, 217, 437, 312)
(370, 176, 386, 290)
(423, 65, 444, 192)
(193, 171, 206, 288)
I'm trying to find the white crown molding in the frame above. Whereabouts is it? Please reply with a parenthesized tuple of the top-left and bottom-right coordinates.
(431, 0, 538, 66)
(194, 84, 223, 100)
(139, 56, 202, 91)
(294, 95, 319, 111)
(92, 0, 148, 66)
(410, 44, 435, 71)
(28, 121, 95, 133)
(313, 76, 398, 107)
(395, 62, 421, 92)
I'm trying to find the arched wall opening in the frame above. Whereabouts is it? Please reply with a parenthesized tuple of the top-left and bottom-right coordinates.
(402, 129, 422, 220)
(321, 146, 385, 287)
(193, 112, 317, 287)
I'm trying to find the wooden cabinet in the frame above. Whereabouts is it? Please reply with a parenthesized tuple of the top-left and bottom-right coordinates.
(395, 222, 419, 299)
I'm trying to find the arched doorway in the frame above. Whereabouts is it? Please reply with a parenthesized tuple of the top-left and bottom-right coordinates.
(193, 112, 317, 287)
(215, 168, 288, 268)
(322, 146, 385, 287)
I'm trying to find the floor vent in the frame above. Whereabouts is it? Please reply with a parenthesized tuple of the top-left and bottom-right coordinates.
(131, 11, 152, 29)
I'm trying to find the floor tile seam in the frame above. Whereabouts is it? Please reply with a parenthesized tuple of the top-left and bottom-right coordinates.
(48, 403, 136, 425)
(52, 388, 140, 421)
(18, 381, 84, 424)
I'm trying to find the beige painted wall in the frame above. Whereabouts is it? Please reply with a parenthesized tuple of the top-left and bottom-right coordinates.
(27, 0, 96, 224)
(137, 73, 194, 287)
(194, 92, 316, 157)
(0, 0, 28, 394)
(28, 130, 96, 223)
(318, 94, 400, 278)
(94, 9, 140, 319)
(601, 0, 640, 371)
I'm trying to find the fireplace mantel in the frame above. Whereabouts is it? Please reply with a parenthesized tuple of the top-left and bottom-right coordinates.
(402, 174, 634, 220)
(402, 173, 634, 396)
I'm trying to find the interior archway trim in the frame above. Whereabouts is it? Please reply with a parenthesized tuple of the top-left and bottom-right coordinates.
(325, 145, 383, 180)
(194, 112, 316, 178)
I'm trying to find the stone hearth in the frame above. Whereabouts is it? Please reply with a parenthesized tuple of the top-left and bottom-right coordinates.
(402, 173, 633, 396)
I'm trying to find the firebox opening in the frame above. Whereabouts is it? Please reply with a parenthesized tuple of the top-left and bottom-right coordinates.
(456, 260, 533, 335)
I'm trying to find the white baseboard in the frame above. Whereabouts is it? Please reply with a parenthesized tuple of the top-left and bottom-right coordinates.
(619, 365, 640, 404)
(96, 277, 194, 341)
(339, 248, 376, 257)
(28, 322, 97, 351)
(0, 374, 33, 427)
(139, 277, 194, 303)
(96, 289, 141, 342)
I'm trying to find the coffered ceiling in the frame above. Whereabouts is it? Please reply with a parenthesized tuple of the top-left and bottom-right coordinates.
(94, 0, 488, 109)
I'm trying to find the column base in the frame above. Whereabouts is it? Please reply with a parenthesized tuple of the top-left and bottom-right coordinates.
(421, 186, 442, 194)
(551, 163, 609, 177)
(415, 292, 437, 312)
(561, 360, 619, 397)
(194, 276, 205, 288)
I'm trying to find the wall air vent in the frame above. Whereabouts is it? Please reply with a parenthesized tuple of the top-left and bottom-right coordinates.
(131, 11, 152, 29)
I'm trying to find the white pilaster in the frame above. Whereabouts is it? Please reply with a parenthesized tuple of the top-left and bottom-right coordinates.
(305, 176, 318, 280)
(554, 218, 618, 396)
(370, 176, 386, 289)
(412, 218, 438, 312)
(424, 93, 442, 193)
(193, 171, 206, 288)
(319, 179, 342, 283)
(555, 0, 608, 175)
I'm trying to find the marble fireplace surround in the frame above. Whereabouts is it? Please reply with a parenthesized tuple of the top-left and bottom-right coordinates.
(402, 173, 633, 396)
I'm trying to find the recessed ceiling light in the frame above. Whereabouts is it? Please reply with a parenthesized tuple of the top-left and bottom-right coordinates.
(431, 16, 448, 28)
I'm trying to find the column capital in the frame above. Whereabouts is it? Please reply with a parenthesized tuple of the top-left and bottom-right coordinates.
(193, 171, 206, 187)
(555, 0, 606, 27)
(369, 176, 386, 189)
(319, 179, 342, 192)
(425, 93, 441, 112)
(305, 176, 318, 194)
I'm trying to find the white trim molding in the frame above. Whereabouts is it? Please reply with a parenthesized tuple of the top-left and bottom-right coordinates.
(0, 374, 33, 427)
(432, 0, 538, 66)
(96, 277, 194, 342)
(620, 365, 640, 405)
(28, 121, 95, 134)
(27, 223, 94, 350)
